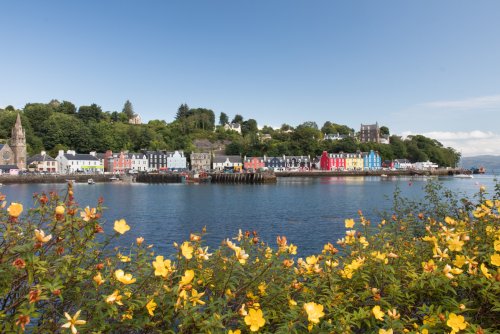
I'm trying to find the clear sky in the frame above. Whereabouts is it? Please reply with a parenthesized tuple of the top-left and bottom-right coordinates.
(1, 1, 499, 156)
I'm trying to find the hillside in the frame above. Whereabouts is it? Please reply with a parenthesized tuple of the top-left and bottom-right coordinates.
(460, 155, 500, 174)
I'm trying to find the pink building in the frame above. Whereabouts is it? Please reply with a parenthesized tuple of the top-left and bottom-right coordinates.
(105, 151, 132, 174)
(243, 156, 265, 171)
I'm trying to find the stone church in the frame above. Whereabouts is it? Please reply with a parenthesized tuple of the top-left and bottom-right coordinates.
(0, 113, 27, 169)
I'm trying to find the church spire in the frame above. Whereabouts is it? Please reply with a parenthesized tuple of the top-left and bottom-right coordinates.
(15, 112, 22, 127)
(10, 113, 27, 170)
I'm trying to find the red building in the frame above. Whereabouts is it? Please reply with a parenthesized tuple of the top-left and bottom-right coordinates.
(105, 150, 132, 174)
(320, 151, 346, 171)
(243, 156, 265, 171)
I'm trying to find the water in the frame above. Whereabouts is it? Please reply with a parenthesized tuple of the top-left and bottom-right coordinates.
(1, 175, 496, 256)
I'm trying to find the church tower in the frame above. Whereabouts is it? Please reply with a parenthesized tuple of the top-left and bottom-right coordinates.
(10, 113, 27, 170)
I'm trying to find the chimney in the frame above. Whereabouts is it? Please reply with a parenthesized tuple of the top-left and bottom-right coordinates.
(90, 151, 96, 157)
(41, 150, 46, 156)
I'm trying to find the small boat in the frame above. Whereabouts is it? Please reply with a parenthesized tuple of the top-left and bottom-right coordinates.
(110, 176, 120, 182)
(87, 178, 95, 184)
(454, 174, 473, 179)
(380, 174, 388, 178)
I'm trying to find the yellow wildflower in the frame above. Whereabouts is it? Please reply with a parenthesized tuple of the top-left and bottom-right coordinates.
(433, 247, 449, 261)
(118, 254, 131, 262)
(114, 219, 130, 234)
(93, 272, 105, 286)
(196, 246, 212, 260)
(491, 253, 500, 267)
(480, 263, 492, 279)
(7, 202, 23, 218)
(105, 290, 123, 305)
(288, 243, 297, 255)
(258, 282, 267, 296)
(345, 218, 355, 228)
(55, 205, 65, 215)
(235, 247, 249, 265)
(359, 236, 369, 248)
(181, 242, 194, 260)
(136, 237, 144, 246)
(244, 308, 266, 332)
(228, 330, 241, 334)
(153, 256, 175, 278)
(446, 313, 467, 333)
(289, 299, 297, 307)
(306, 255, 318, 265)
(303, 302, 325, 324)
(146, 299, 157, 316)
(34, 229, 52, 243)
(80, 206, 96, 222)
(387, 308, 400, 319)
(189, 288, 206, 306)
(372, 305, 384, 321)
(453, 255, 466, 268)
(447, 236, 464, 252)
(61, 310, 86, 334)
(179, 269, 195, 287)
(114, 269, 136, 285)
(379, 329, 393, 334)
(494, 239, 500, 252)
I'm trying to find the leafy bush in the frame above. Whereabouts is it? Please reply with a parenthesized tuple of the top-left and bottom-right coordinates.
(1, 182, 499, 333)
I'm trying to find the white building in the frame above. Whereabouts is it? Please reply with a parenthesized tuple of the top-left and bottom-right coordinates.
(223, 123, 242, 134)
(167, 150, 187, 171)
(212, 155, 243, 171)
(413, 161, 438, 170)
(27, 151, 58, 173)
(56, 150, 104, 174)
(130, 153, 149, 172)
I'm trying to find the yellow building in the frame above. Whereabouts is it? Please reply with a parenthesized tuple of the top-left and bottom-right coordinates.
(344, 153, 364, 171)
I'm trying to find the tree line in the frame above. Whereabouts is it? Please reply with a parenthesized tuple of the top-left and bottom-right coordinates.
(0, 100, 460, 167)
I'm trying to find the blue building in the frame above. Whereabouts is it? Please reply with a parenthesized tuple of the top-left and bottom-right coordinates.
(363, 150, 382, 170)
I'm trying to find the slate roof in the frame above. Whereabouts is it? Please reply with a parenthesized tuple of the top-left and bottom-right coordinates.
(0, 164, 19, 171)
(27, 154, 56, 164)
(63, 154, 99, 161)
(213, 155, 241, 163)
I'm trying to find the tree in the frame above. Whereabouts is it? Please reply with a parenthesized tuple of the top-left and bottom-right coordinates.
(78, 104, 103, 123)
(5, 105, 15, 112)
(380, 126, 390, 136)
(122, 100, 135, 119)
(241, 119, 258, 135)
(24, 103, 54, 136)
(219, 112, 229, 125)
(176, 104, 190, 120)
(56, 101, 77, 115)
(231, 114, 243, 124)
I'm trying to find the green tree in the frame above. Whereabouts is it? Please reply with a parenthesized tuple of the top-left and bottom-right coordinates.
(78, 104, 103, 123)
(56, 101, 77, 115)
(122, 100, 135, 119)
(219, 112, 229, 125)
(241, 119, 258, 135)
(231, 114, 243, 124)
(24, 103, 54, 136)
(176, 104, 190, 120)
(380, 126, 390, 136)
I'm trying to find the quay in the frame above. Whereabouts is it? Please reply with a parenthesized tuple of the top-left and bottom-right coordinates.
(275, 168, 467, 177)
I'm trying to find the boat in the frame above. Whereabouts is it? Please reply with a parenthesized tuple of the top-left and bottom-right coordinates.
(380, 174, 388, 178)
(87, 178, 95, 184)
(454, 174, 473, 179)
(110, 176, 120, 182)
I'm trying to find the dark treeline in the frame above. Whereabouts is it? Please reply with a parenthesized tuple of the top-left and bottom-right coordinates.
(0, 100, 460, 167)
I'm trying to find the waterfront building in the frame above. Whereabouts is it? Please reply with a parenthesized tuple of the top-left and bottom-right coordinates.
(10, 113, 27, 170)
(413, 161, 438, 170)
(212, 155, 243, 172)
(243, 156, 265, 171)
(363, 150, 382, 170)
(56, 150, 104, 174)
(394, 159, 412, 169)
(27, 151, 58, 173)
(105, 151, 132, 174)
(190, 152, 211, 172)
(265, 156, 286, 170)
(331, 153, 346, 170)
(0, 164, 19, 175)
(167, 151, 187, 171)
(130, 153, 148, 172)
(285, 156, 310, 170)
(320, 151, 332, 170)
(345, 152, 364, 170)
(0, 144, 16, 166)
(145, 151, 169, 172)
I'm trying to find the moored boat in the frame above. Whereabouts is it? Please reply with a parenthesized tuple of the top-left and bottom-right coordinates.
(454, 173, 473, 179)
(88, 178, 95, 184)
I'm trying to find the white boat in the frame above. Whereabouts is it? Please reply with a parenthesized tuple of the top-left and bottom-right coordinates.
(380, 174, 388, 178)
(454, 174, 473, 179)
(110, 176, 120, 182)
(87, 178, 95, 184)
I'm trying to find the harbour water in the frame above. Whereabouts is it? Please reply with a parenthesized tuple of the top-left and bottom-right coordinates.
(1, 175, 497, 256)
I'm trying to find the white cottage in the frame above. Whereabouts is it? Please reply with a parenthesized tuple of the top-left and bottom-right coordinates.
(130, 153, 149, 172)
(166, 151, 187, 171)
(212, 155, 242, 172)
(56, 150, 104, 174)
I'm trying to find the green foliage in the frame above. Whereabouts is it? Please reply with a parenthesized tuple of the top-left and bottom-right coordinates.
(1, 182, 499, 333)
(122, 100, 135, 119)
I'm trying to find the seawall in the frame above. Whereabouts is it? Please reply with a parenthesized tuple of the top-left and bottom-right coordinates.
(275, 168, 466, 177)
(0, 174, 117, 184)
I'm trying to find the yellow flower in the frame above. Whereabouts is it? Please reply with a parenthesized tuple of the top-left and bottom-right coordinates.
(480, 263, 492, 279)
(379, 329, 393, 334)
(235, 247, 249, 265)
(114, 269, 136, 284)
(7, 202, 23, 218)
(345, 218, 355, 228)
(303, 302, 325, 324)
(181, 242, 194, 260)
(118, 254, 131, 262)
(453, 255, 466, 268)
(372, 305, 385, 321)
(228, 330, 241, 334)
(80, 206, 96, 222)
(114, 219, 130, 234)
(433, 247, 449, 261)
(153, 256, 174, 278)
(55, 205, 65, 215)
(258, 282, 267, 296)
(446, 313, 467, 333)
(179, 269, 194, 287)
(136, 237, 144, 246)
(495, 239, 500, 252)
(244, 308, 266, 332)
(34, 229, 52, 243)
(447, 237, 464, 252)
(61, 310, 86, 334)
(105, 290, 123, 305)
(359, 236, 369, 248)
(289, 299, 297, 307)
(306, 255, 318, 265)
(196, 246, 212, 260)
(491, 253, 500, 267)
(288, 244, 297, 255)
(146, 299, 157, 316)
(189, 288, 206, 306)
(93, 272, 105, 286)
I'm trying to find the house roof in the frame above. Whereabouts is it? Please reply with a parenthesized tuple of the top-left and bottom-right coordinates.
(213, 155, 241, 163)
(27, 154, 56, 164)
(63, 154, 99, 161)
(0, 164, 19, 171)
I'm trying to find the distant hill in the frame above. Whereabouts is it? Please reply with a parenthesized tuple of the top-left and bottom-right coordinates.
(460, 155, 500, 174)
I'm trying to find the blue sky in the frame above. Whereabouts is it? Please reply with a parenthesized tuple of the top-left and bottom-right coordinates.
(1, 1, 500, 156)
